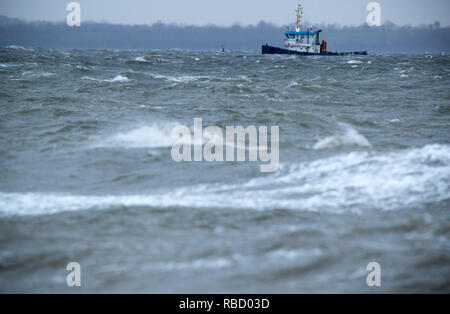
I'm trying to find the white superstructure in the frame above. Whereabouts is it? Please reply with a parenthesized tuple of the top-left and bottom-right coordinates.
(283, 4, 323, 54)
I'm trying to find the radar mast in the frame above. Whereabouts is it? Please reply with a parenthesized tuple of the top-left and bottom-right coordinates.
(296, 4, 303, 32)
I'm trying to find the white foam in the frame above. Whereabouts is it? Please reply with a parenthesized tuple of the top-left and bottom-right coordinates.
(155, 258, 231, 271)
(95, 122, 224, 149)
(313, 124, 371, 150)
(95, 123, 179, 148)
(13, 71, 56, 81)
(134, 56, 147, 62)
(75, 65, 91, 70)
(6, 45, 28, 50)
(288, 81, 301, 88)
(347, 60, 363, 64)
(147, 73, 251, 83)
(1, 144, 449, 216)
(81, 76, 98, 82)
(41, 72, 56, 78)
(152, 74, 200, 83)
(82, 75, 129, 83)
(109, 75, 129, 82)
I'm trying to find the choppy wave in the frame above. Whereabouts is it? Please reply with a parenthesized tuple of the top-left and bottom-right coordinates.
(147, 73, 251, 83)
(346, 60, 363, 64)
(12, 71, 56, 81)
(5, 45, 29, 50)
(1, 144, 448, 216)
(2, 48, 450, 292)
(93, 122, 240, 149)
(134, 56, 148, 62)
(82, 74, 129, 83)
(72, 65, 93, 72)
(93, 123, 178, 148)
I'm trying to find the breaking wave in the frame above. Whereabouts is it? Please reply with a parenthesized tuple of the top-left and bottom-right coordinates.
(1, 144, 448, 216)
(346, 60, 363, 64)
(82, 75, 129, 83)
(5, 45, 29, 50)
(147, 73, 251, 83)
(93, 123, 179, 148)
(93, 123, 235, 149)
(12, 71, 56, 81)
(313, 124, 371, 150)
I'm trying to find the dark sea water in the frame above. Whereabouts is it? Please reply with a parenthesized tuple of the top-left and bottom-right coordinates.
(0, 46, 449, 293)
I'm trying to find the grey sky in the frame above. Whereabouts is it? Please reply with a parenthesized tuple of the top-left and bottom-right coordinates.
(1, 0, 449, 26)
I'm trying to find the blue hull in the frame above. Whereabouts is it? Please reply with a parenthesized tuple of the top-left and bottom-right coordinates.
(262, 45, 367, 56)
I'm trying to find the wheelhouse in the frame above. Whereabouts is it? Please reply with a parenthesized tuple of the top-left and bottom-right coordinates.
(284, 31, 321, 45)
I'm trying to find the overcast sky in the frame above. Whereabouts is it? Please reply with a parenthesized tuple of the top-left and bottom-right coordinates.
(1, 0, 449, 26)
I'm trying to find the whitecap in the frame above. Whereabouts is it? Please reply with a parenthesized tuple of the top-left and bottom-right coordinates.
(75, 65, 90, 70)
(109, 75, 129, 82)
(347, 60, 363, 64)
(155, 258, 231, 271)
(134, 56, 147, 62)
(94, 123, 179, 148)
(15, 71, 56, 80)
(1, 144, 449, 216)
(6, 45, 28, 50)
(313, 124, 371, 150)
(82, 75, 129, 83)
(94, 122, 226, 149)
(147, 73, 251, 83)
(81, 76, 99, 82)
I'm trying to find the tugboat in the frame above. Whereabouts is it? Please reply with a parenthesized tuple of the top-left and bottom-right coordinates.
(262, 4, 367, 56)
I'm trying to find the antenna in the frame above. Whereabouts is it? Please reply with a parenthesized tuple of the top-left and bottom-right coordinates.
(296, 4, 303, 32)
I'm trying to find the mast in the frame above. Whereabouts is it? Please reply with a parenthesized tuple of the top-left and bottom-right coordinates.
(296, 4, 303, 32)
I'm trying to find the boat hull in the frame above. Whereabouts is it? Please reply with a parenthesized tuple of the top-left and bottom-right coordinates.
(262, 45, 367, 56)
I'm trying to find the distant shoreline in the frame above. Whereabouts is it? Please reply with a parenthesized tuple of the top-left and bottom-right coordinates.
(1, 15, 449, 53)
